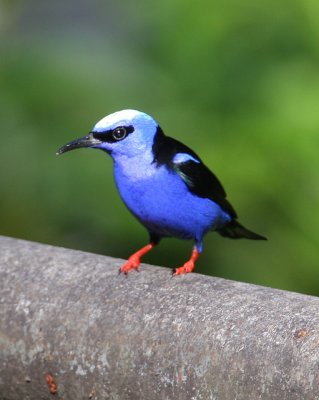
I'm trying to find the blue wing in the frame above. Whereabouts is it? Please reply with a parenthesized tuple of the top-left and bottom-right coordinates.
(152, 129, 237, 219)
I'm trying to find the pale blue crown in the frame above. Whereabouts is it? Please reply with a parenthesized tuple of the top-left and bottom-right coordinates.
(92, 109, 159, 158)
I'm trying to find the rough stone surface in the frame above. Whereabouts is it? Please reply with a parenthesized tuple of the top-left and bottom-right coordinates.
(1, 235, 319, 399)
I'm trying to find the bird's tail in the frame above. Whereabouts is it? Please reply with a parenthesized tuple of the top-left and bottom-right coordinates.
(217, 220, 267, 240)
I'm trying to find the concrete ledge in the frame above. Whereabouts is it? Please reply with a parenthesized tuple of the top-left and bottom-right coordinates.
(1, 235, 319, 399)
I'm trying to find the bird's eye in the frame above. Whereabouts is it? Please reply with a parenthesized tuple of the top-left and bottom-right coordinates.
(112, 127, 127, 141)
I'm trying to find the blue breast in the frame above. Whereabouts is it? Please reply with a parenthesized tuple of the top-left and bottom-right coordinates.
(113, 160, 231, 244)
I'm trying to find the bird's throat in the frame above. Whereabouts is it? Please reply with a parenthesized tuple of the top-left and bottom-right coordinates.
(114, 152, 158, 182)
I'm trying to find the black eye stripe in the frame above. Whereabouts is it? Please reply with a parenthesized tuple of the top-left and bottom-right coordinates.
(92, 125, 134, 143)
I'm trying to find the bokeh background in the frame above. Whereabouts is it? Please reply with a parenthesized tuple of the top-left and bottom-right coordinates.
(1, 0, 319, 295)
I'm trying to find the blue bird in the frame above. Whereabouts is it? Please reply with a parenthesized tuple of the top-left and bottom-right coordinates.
(57, 109, 266, 275)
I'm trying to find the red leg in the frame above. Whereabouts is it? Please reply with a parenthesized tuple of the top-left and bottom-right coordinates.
(173, 247, 200, 276)
(119, 243, 156, 275)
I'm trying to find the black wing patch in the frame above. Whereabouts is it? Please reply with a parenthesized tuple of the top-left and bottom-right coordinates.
(152, 126, 237, 219)
(174, 160, 237, 218)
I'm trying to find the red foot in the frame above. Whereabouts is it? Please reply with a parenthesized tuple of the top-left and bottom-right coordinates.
(119, 255, 141, 275)
(119, 243, 155, 275)
(173, 248, 200, 276)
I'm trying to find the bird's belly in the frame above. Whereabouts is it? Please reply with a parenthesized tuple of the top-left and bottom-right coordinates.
(114, 167, 230, 241)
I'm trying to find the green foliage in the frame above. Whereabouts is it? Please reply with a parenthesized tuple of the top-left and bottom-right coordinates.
(1, 0, 319, 294)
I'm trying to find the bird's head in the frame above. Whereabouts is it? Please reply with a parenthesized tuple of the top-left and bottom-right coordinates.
(57, 109, 159, 159)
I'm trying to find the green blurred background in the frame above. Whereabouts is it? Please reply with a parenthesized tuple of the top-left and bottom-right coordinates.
(1, 0, 319, 295)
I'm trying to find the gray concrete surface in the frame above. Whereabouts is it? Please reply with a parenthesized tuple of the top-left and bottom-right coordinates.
(1, 235, 319, 399)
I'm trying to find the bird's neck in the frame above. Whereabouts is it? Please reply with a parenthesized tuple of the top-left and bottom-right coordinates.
(113, 150, 158, 183)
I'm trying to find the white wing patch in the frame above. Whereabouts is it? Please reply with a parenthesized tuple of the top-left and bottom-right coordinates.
(173, 153, 200, 164)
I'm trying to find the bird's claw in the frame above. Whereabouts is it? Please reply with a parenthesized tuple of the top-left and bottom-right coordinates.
(118, 256, 141, 275)
(172, 260, 195, 276)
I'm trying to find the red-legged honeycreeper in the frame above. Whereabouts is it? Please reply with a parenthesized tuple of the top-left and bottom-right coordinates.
(57, 110, 266, 275)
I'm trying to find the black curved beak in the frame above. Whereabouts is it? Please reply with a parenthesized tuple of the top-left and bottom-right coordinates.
(56, 133, 101, 155)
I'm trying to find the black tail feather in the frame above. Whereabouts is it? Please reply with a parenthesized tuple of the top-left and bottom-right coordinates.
(217, 220, 267, 240)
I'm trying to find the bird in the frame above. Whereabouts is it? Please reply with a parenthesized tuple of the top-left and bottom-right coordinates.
(57, 109, 266, 275)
